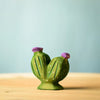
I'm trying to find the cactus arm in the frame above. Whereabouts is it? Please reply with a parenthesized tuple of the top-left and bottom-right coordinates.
(35, 56, 44, 79)
(47, 58, 56, 79)
(47, 57, 63, 82)
(56, 58, 69, 82)
(31, 53, 48, 81)
(38, 55, 47, 80)
(62, 59, 69, 78)
(31, 57, 41, 79)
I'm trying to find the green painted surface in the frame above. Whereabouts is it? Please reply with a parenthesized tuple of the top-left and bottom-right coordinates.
(31, 51, 69, 90)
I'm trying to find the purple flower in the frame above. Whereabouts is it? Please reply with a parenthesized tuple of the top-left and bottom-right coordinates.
(61, 53, 70, 59)
(32, 47, 43, 52)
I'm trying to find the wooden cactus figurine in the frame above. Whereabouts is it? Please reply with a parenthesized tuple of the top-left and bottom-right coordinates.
(31, 47, 70, 90)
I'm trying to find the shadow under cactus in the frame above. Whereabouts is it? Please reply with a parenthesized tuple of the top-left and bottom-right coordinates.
(64, 86, 99, 90)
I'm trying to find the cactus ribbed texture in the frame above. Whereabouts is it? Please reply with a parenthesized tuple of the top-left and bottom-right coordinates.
(31, 47, 70, 90)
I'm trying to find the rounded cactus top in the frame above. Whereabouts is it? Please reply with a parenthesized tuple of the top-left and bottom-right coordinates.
(32, 47, 43, 52)
(61, 53, 70, 59)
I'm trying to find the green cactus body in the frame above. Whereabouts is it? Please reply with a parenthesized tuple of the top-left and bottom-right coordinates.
(47, 57, 69, 83)
(31, 51, 50, 81)
(31, 47, 70, 90)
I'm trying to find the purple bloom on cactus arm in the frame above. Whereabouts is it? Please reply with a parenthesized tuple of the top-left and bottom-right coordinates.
(32, 47, 43, 52)
(61, 53, 70, 59)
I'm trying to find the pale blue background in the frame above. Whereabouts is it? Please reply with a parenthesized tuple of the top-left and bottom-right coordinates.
(0, 0, 100, 73)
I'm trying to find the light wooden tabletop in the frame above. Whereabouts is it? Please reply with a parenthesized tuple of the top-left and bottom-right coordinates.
(0, 73, 100, 100)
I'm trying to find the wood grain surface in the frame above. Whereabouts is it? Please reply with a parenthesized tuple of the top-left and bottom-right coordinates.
(0, 73, 100, 100)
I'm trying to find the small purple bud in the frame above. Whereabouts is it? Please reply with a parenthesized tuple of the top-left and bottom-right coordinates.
(32, 47, 43, 52)
(61, 53, 70, 59)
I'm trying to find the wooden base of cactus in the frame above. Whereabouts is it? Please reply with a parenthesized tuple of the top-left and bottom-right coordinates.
(37, 82, 64, 90)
